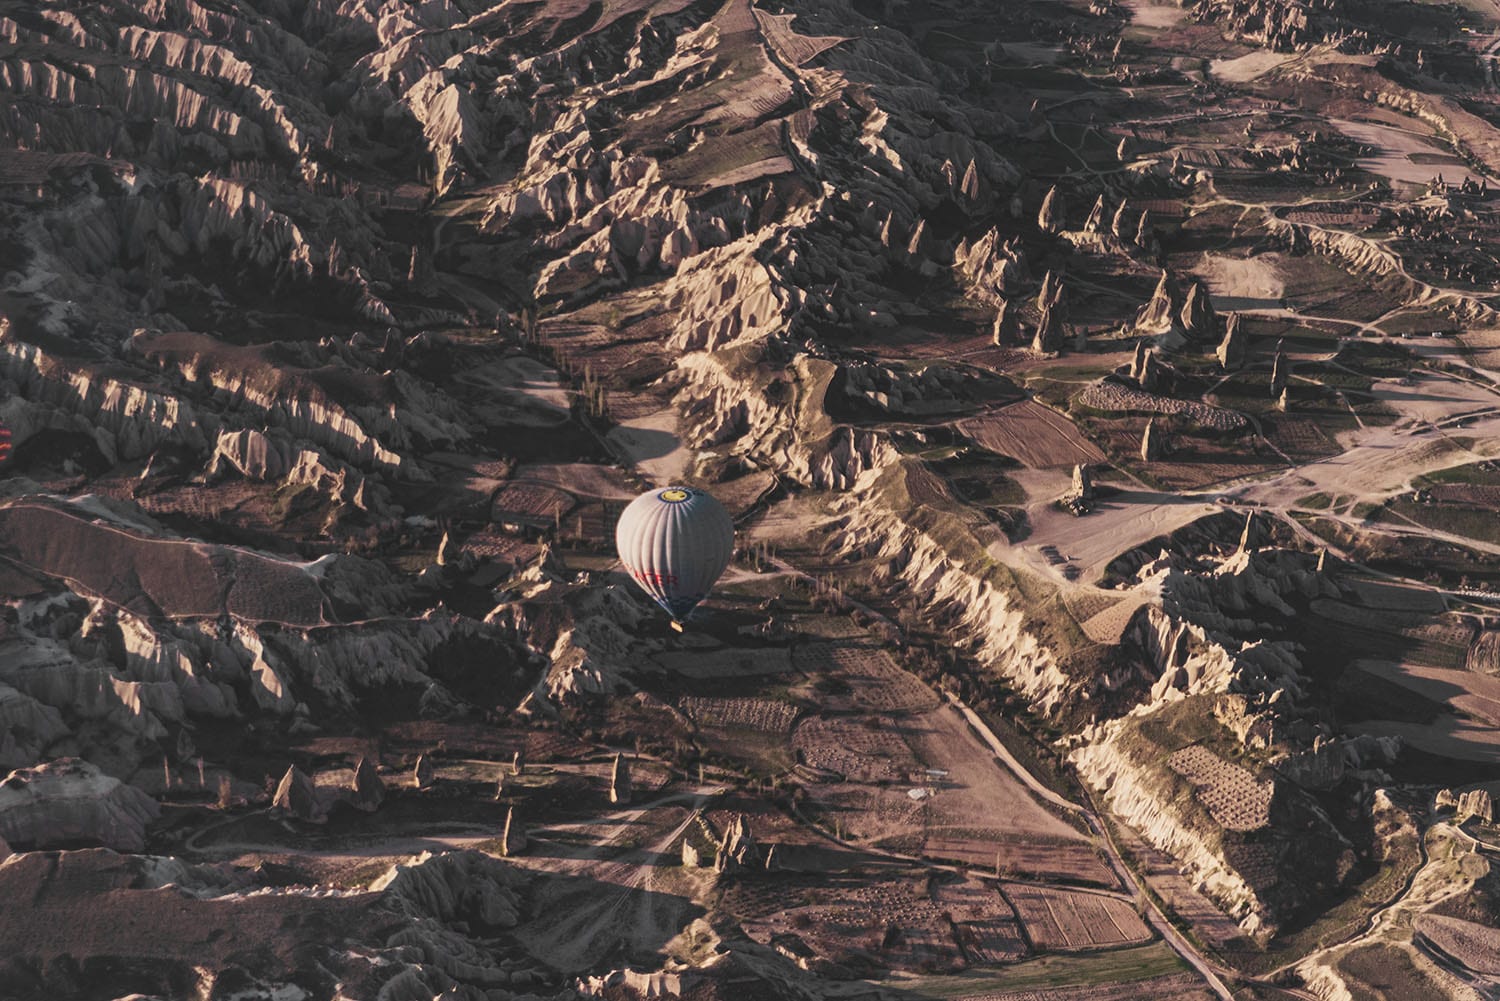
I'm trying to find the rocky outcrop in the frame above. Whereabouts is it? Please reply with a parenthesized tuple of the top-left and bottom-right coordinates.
(1270, 345, 1288, 396)
(272, 764, 324, 823)
(375, 852, 528, 936)
(1179, 280, 1217, 340)
(1111, 198, 1134, 239)
(829, 463, 1076, 713)
(1135, 270, 1181, 335)
(207, 427, 390, 514)
(991, 299, 1019, 345)
(609, 752, 632, 805)
(348, 756, 385, 812)
(1141, 417, 1167, 461)
(1437, 787, 1494, 824)
(1217, 313, 1247, 370)
(1084, 194, 1107, 234)
(1032, 305, 1065, 354)
(0, 758, 159, 851)
(1038, 184, 1065, 234)
(1075, 740, 1271, 932)
(1070, 464, 1095, 502)
(715, 814, 760, 872)
(953, 230, 1029, 304)
(413, 754, 435, 790)
(500, 806, 526, 856)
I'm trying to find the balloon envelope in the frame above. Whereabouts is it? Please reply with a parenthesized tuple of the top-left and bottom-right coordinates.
(615, 486, 734, 621)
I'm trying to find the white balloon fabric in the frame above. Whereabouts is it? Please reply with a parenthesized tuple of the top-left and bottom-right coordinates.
(615, 486, 735, 622)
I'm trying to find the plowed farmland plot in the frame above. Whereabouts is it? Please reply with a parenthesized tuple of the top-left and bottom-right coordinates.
(797, 703, 1114, 886)
(933, 878, 1030, 964)
(958, 400, 1105, 469)
(1263, 415, 1338, 459)
(1002, 884, 1152, 951)
(653, 646, 794, 679)
(491, 481, 575, 524)
(742, 877, 969, 972)
(794, 716, 916, 782)
(459, 530, 539, 564)
(227, 553, 329, 624)
(793, 643, 940, 712)
(953, 919, 1030, 964)
(902, 706, 1092, 845)
(925, 838, 1116, 888)
(1431, 484, 1500, 511)
(680, 696, 798, 734)
(1167, 746, 1272, 832)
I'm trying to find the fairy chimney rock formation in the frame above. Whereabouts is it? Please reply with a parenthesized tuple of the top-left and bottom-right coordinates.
(1038, 184, 1065, 234)
(682, 839, 702, 868)
(349, 757, 385, 812)
(960, 159, 982, 202)
(1070, 464, 1095, 502)
(1270, 344, 1289, 395)
(1111, 198, 1133, 239)
(1131, 340, 1150, 382)
(1218, 313, 1247, 370)
(1237, 511, 1256, 554)
(273, 765, 325, 823)
(1084, 194, 1107, 234)
(1141, 417, 1167, 461)
(1036, 270, 1064, 313)
(992, 299, 1019, 345)
(1276, 386, 1291, 412)
(413, 754, 435, 790)
(906, 218, 928, 260)
(1460, 789, 1494, 824)
(1179, 280, 1217, 340)
(610, 753, 632, 805)
(1134, 209, 1156, 251)
(1130, 341, 1163, 392)
(1438, 788, 1495, 824)
(1137, 270, 1179, 331)
(512, 749, 526, 776)
(715, 814, 760, 872)
(501, 806, 527, 856)
(1032, 306, 1065, 354)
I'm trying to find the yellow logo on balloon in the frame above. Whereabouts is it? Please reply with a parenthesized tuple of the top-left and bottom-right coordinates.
(659, 488, 690, 502)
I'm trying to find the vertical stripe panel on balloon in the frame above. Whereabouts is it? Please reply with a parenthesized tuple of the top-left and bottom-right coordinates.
(645, 500, 673, 609)
(671, 500, 693, 604)
(650, 499, 676, 612)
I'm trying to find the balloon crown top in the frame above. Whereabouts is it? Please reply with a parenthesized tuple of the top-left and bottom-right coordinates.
(658, 488, 692, 503)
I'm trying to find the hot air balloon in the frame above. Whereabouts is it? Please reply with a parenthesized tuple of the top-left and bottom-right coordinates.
(615, 486, 734, 627)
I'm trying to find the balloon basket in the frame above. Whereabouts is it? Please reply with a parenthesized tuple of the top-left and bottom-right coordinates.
(669, 620, 685, 633)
